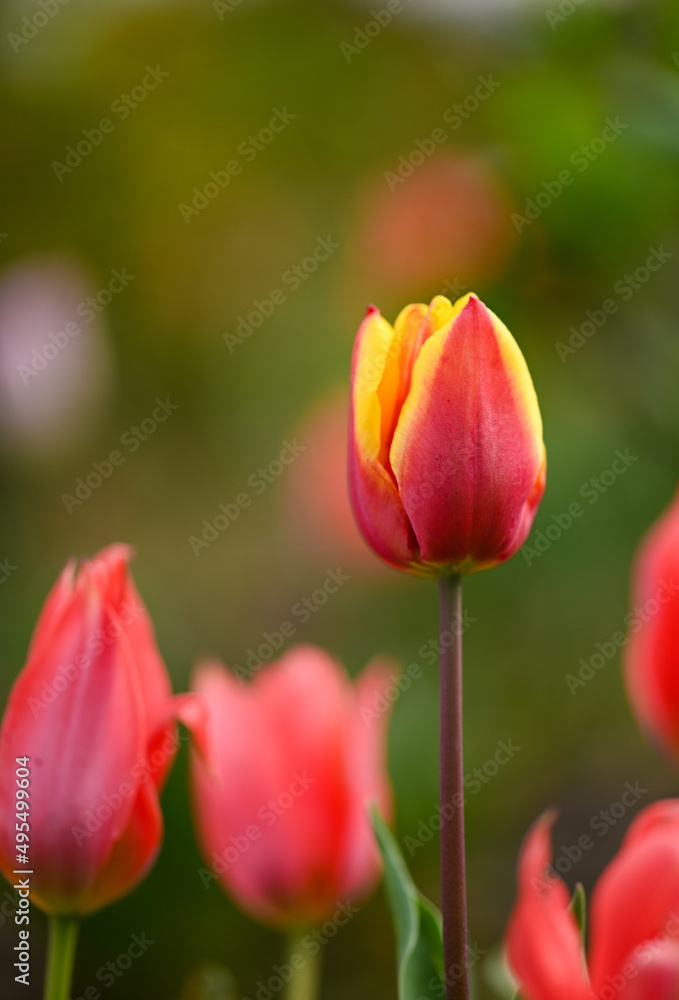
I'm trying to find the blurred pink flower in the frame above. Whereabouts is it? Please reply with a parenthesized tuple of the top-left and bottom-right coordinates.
(355, 153, 516, 295)
(0, 254, 113, 458)
(191, 645, 393, 928)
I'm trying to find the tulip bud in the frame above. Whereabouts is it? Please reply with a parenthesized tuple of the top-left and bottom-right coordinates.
(349, 293, 546, 576)
(0, 544, 206, 916)
(625, 492, 679, 759)
(191, 645, 393, 928)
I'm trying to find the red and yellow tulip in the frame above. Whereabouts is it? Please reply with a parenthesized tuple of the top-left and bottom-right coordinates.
(349, 293, 546, 576)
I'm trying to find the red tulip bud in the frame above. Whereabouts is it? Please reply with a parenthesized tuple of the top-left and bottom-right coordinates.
(0, 544, 207, 916)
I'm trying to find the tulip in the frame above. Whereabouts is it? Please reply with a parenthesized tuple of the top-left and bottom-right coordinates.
(348, 292, 545, 577)
(624, 493, 679, 760)
(506, 802, 679, 1000)
(348, 291, 545, 1000)
(0, 544, 206, 919)
(191, 645, 393, 930)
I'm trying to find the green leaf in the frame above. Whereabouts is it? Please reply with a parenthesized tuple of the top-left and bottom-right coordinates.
(482, 947, 518, 1000)
(569, 882, 587, 946)
(372, 807, 445, 1000)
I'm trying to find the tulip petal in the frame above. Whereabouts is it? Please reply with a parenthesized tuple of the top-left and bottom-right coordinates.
(349, 306, 419, 570)
(73, 779, 162, 916)
(377, 298, 457, 461)
(624, 495, 679, 758)
(589, 800, 679, 992)
(505, 813, 589, 1000)
(252, 648, 352, 922)
(390, 294, 545, 574)
(191, 647, 391, 927)
(92, 546, 174, 731)
(191, 661, 295, 925)
(615, 940, 679, 1000)
(0, 582, 145, 914)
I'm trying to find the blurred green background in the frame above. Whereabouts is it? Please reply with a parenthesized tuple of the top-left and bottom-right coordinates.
(1, 0, 679, 996)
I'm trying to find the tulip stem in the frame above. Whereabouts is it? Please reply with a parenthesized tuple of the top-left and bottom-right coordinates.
(283, 930, 321, 1000)
(44, 916, 79, 1000)
(438, 575, 470, 1000)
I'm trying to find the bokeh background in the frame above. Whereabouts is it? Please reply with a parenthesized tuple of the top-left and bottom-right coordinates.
(2, 0, 679, 996)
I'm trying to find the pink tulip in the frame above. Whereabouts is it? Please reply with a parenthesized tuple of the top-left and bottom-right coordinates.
(191, 645, 393, 927)
(0, 544, 206, 916)
(506, 802, 679, 1000)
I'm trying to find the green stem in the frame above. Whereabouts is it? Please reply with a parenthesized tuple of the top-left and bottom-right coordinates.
(282, 930, 321, 1000)
(44, 916, 79, 1000)
(438, 575, 469, 1000)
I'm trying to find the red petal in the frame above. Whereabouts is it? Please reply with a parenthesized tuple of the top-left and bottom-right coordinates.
(77, 779, 162, 916)
(624, 494, 679, 758)
(349, 306, 419, 570)
(505, 813, 589, 1000)
(391, 295, 545, 573)
(589, 800, 679, 992)
(0, 577, 145, 913)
